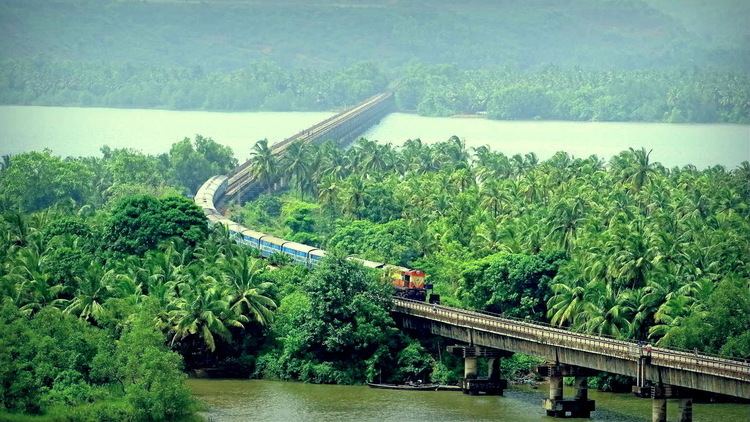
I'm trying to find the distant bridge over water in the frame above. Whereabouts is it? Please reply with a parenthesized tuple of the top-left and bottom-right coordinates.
(222, 91, 393, 203)
(197, 92, 750, 421)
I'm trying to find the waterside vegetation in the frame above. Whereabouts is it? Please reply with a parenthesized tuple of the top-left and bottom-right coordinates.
(1, 135, 748, 418)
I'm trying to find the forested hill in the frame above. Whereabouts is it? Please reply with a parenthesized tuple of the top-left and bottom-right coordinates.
(1, 0, 748, 71)
(1, 1, 748, 122)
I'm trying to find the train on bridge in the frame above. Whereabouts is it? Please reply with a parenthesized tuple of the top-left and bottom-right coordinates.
(195, 175, 439, 303)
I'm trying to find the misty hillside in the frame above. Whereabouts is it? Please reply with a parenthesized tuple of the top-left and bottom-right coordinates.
(1, 0, 748, 71)
(1, 0, 748, 121)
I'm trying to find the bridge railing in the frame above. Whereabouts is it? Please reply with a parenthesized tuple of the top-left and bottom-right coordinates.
(650, 347, 750, 381)
(393, 298, 750, 382)
(393, 298, 636, 359)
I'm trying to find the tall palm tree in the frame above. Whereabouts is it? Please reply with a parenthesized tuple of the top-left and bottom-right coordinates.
(64, 262, 114, 322)
(604, 218, 657, 290)
(343, 175, 367, 219)
(620, 147, 659, 192)
(547, 193, 587, 254)
(170, 274, 246, 353)
(479, 181, 506, 219)
(547, 278, 587, 327)
(439, 136, 469, 169)
(249, 139, 277, 193)
(8, 245, 65, 314)
(281, 141, 311, 198)
(318, 175, 340, 216)
(578, 281, 634, 338)
(221, 252, 276, 327)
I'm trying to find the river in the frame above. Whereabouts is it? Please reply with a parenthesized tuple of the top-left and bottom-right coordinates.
(1, 106, 748, 168)
(188, 379, 749, 422)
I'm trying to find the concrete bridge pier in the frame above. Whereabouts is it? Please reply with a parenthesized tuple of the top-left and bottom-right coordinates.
(650, 383, 693, 422)
(447, 344, 509, 395)
(678, 398, 693, 422)
(464, 355, 477, 380)
(538, 363, 596, 418)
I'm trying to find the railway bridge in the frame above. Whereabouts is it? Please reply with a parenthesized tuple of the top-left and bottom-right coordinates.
(221, 91, 393, 204)
(393, 298, 750, 420)
(196, 92, 750, 421)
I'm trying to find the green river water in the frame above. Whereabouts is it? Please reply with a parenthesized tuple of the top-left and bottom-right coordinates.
(188, 379, 749, 422)
(1, 106, 748, 168)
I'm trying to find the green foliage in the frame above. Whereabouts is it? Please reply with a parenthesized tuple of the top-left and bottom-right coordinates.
(105, 195, 207, 255)
(327, 220, 420, 266)
(395, 342, 434, 382)
(398, 66, 750, 124)
(248, 137, 749, 359)
(1, 1, 748, 122)
(430, 361, 460, 385)
(0, 150, 92, 213)
(168, 135, 237, 194)
(500, 354, 544, 381)
(0, 301, 103, 413)
(459, 251, 564, 319)
(0, 299, 194, 421)
(660, 277, 750, 357)
(0, 138, 238, 214)
(110, 313, 194, 421)
(303, 255, 394, 358)
(256, 255, 399, 383)
(1, 1, 747, 76)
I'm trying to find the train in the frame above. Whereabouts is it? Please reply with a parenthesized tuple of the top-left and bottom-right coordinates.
(195, 175, 439, 303)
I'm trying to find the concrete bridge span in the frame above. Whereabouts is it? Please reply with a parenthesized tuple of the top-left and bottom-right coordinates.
(393, 298, 749, 419)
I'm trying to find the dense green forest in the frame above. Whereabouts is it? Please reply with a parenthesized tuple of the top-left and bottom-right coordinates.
(234, 137, 750, 357)
(4, 1, 747, 71)
(3, 60, 749, 123)
(1, 0, 749, 419)
(1, 136, 749, 419)
(1, 0, 749, 123)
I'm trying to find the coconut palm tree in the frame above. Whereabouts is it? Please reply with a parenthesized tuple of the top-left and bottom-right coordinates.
(604, 217, 657, 290)
(220, 251, 276, 327)
(318, 175, 340, 216)
(343, 175, 367, 219)
(281, 141, 311, 198)
(618, 147, 660, 192)
(249, 139, 277, 193)
(169, 274, 246, 353)
(578, 281, 634, 338)
(479, 181, 507, 219)
(64, 262, 114, 322)
(8, 245, 66, 314)
(547, 278, 587, 327)
(547, 193, 588, 254)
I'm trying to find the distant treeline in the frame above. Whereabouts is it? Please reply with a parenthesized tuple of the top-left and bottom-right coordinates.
(2, 59, 749, 124)
(396, 65, 750, 124)
(0, 60, 388, 111)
